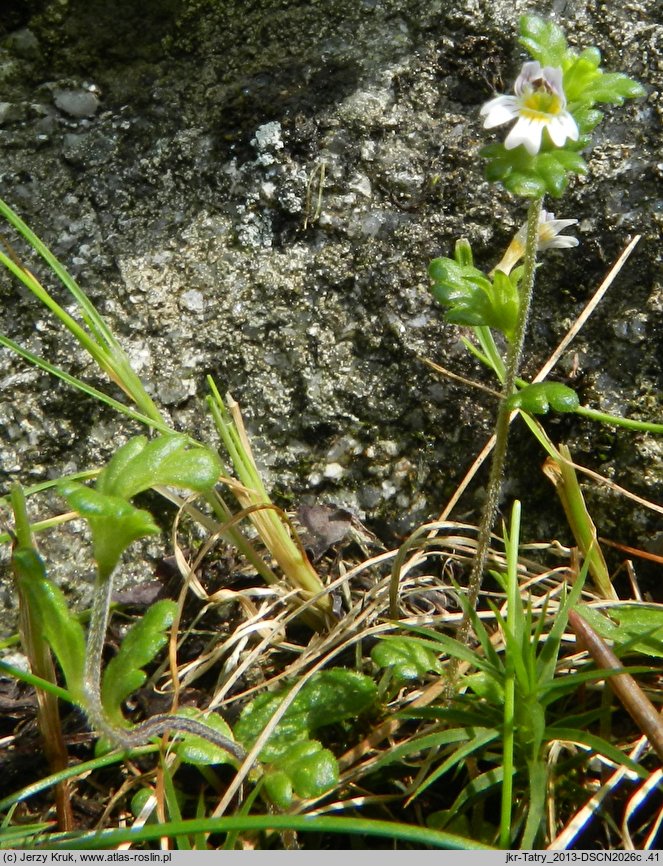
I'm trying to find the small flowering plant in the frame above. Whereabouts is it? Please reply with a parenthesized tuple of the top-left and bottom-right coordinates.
(480, 16, 644, 197)
(426, 15, 646, 660)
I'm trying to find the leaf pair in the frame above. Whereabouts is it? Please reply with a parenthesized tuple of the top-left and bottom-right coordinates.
(12, 435, 223, 734)
(481, 144, 587, 199)
(11, 543, 179, 732)
(507, 382, 579, 415)
(429, 240, 520, 342)
(60, 434, 221, 580)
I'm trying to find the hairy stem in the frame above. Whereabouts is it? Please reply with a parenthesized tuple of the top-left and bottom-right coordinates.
(83, 572, 245, 763)
(446, 196, 543, 691)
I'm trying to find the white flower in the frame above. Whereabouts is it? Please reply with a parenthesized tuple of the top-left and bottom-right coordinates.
(493, 210, 579, 275)
(480, 61, 579, 156)
(531, 210, 579, 250)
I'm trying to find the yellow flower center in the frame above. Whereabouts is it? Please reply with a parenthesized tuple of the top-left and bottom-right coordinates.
(522, 90, 563, 118)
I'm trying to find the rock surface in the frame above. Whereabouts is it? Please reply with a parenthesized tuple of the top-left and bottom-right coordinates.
(0, 0, 661, 629)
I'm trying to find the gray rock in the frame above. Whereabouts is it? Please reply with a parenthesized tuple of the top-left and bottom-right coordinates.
(0, 0, 661, 634)
(53, 87, 100, 118)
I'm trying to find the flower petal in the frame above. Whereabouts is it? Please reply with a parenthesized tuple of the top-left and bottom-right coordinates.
(541, 66, 565, 99)
(546, 112, 579, 147)
(538, 213, 579, 249)
(514, 61, 543, 96)
(480, 95, 519, 128)
(546, 235, 579, 249)
(504, 116, 544, 155)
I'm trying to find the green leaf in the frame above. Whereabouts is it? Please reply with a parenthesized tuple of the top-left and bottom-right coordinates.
(233, 671, 359, 808)
(563, 55, 603, 104)
(96, 436, 149, 497)
(445, 307, 490, 328)
(371, 636, 443, 683)
(552, 149, 588, 174)
(577, 71, 646, 107)
(298, 671, 376, 732)
(235, 692, 308, 761)
(172, 707, 239, 766)
(489, 270, 520, 342)
(263, 741, 339, 808)
(234, 669, 377, 761)
(97, 434, 222, 500)
(428, 258, 490, 294)
(130, 788, 160, 823)
(507, 382, 580, 415)
(100, 599, 178, 726)
(62, 436, 221, 580)
(453, 238, 474, 267)
(595, 73, 646, 103)
(11, 547, 86, 704)
(519, 15, 569, 68)
(576, 605, 663, 658)
(262, 770, 292, 809)
(506, 171, 549, 199)
(463, 671, 504, 704)
(429, 257, 521, 340)
(535, 154, 570, 198)
(60, 481, 160, 580)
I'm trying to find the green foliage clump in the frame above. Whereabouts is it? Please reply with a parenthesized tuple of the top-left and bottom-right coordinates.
(482, 15, 645, 197)
(429, 239, 521, 342)
(235, 669, 377, 807)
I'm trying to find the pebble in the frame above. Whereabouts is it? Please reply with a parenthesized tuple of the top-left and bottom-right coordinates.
(54, 88, 100, 119)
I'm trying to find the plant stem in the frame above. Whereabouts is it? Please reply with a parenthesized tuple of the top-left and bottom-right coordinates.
(11, 485, 75, 831)
(83, 571, 246, 762)
(447, 196, 543, 685)
(499, 501, 520, 849)
(574, 405, 663, 434)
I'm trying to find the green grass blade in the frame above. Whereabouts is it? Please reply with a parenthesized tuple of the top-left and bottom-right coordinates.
(521, 757, 547, 848)
(547, 727, 650, 779)
(368, 727, 476, 775)
(499, 501, 520, 850)
(536, 557, 589, 685)
(159, 756, 191, 851)
(0, 660, 74, 704)
(0, 746, 158, 814)
(410, 729, 500, 800)
(41, 814, 494, 850)
(0, 196, 116, 348)
(0, 333, 172, 435)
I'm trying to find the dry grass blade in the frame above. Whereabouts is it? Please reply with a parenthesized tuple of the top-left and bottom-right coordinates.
(209, 388, 334, 627)
(542, 447, 616, 600)
(548, 735, 651, 849)
(622, 768, 663, 849)
(534, 234, 641, 381)
(16, 601, 74, 831)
